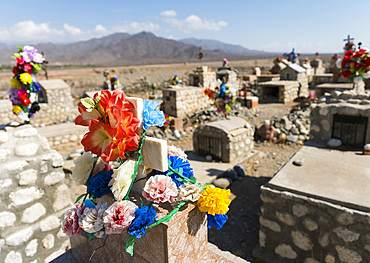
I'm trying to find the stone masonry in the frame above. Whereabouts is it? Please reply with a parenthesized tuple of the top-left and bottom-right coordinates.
(162, 86, 213, 118)
(0, 79, 76, 126)
(0, 124, 72, 263)
(254, 186, 370, 263)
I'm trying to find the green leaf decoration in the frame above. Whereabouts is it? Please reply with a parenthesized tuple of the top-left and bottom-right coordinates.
(74, 193, 87, 204)
(88, 232, 95, 242)
(17, 46, 23, 51)
(125, 235, 137, 256)
(94, 95, 101, 105)
(81, 97, 96, 112)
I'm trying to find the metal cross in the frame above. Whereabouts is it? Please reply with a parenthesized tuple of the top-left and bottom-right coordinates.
(343, 34, 354, 44)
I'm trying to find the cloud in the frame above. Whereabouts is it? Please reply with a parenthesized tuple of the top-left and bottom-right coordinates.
(160, 10, 177, 17)
(114, 22, 160, 33)
(0, 20, 111, 44)
(162, 15, 227, 33)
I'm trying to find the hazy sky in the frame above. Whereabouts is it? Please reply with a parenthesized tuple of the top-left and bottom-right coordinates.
(0, 0, 369, 53)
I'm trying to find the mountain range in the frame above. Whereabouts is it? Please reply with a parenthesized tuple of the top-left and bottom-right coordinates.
(0, 32, 272, 66)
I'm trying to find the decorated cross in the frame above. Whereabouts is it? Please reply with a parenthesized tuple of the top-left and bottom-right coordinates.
(343, 34, 355, 45)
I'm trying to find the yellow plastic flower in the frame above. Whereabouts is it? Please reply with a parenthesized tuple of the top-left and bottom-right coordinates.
(197, 185, 231, 215)
(12, 105, 23, 114)
(19, 73, 32, 85)
(10, 78, 22, 89)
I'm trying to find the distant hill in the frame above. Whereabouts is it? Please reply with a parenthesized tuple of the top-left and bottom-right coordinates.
(180, 37, 267, 55)
(0, 32, 271, 66)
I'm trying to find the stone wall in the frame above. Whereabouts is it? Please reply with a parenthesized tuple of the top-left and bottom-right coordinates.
(162, 86, 213, 118)
(257, 81, 309, 104)
(309, 90, 370, 144)
(0, 79, 77, 126)
(0, 124, 72, 263)
(254, 186, 370, 263)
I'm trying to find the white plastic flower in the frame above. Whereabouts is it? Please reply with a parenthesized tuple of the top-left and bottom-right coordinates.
(336, 59, 342, 69)
(79, 202, 107, 233)
(167, 145, 188, 160)
(72, 152, 96, 184)
(109, 160, 136, 201)
(175, 182, 202, 202)
(363, 71, 370, 79)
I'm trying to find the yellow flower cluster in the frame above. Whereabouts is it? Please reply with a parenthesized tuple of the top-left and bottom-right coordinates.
(197, 185, 231, 215)
(19, 73, 32, 85)
(10, 78, 22, 89)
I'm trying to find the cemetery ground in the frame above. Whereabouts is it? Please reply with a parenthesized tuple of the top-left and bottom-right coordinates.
(57, 101, 301, 263)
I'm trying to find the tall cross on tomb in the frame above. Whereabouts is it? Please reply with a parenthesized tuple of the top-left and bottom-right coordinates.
(343, 34, 354, 44)
(343, 34, 355, 51)
(125, 97, 168, 192)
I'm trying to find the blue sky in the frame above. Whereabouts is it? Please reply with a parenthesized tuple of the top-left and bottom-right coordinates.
(0, 0, 369, 53)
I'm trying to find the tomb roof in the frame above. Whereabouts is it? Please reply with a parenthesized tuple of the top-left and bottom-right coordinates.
(287, 63, 306, 73)
(315, 83, 352, 89)
(203, 117, 249, 133)
(257, 80, 299, 86)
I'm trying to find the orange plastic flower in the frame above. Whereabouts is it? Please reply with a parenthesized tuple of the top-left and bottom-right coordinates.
(115, 111, 140, 159)
(204, 88, 215, 99)
(197, 185, 231, 215)
(75, 103, 100, 126)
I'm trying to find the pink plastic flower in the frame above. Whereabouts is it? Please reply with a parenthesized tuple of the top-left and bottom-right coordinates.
(61, 205, 86, 237)
(103, 201, 137, 234)
(143, 175, 178, 203)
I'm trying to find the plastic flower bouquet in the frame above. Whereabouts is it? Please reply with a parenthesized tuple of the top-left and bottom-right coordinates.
(7, 45, 46, 122)
(336, 45, 370, 83)
(204, 84, 236, 115)
(62, 90, 231, 256)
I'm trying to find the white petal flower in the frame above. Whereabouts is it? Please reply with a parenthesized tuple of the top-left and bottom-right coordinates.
(175, 182, 202, 202)
(79, 202, 107, 233)
(109, 160, 136, 201)
(336, 59, 342, 69)
(363, 71, 370, 79)
(167, 145, 188, 160)
(72, 152, 96, 184)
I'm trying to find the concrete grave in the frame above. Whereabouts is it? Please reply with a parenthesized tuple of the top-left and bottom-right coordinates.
(254, 142, 370, 263)
(0, 124, 72, 263)
(193, 117, 254, 163)
(188, 66, 217, 88)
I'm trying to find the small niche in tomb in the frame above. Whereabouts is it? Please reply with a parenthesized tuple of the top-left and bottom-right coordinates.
(332, 114, 368, 147)
(262, 86, 280, 102)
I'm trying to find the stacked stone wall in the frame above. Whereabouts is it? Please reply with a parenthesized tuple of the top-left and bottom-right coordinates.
(162, 87, 213, 118)
(254, 186, 370, 263)
(0, 125, 72, 263)
(310, 90, 370, 144)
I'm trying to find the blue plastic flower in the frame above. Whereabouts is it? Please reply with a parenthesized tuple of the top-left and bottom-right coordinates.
(220, 85, 227, 97)
(156, 156, 193, 187)
(127, 205, 156, 239)
(207, 214, 228, 230)
(31, 82, 41, 93)
(87, 170, 113, 198)
(142, 100, 165, 130)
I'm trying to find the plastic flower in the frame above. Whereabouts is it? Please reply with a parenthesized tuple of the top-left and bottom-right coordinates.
(175, 182, 202, 202)
(142, 100, 165, 130)
(197, 185, 231, 215)
(103, 200, 137, 234)
(87, 169, 113, 198)
(79, 201, 107, 234)
(75, 103, 100, 127)
(115, 111, 141, 159)
(7, 87, 20, 105)
(19, 73, 32, 85)
(207, 214, 228, 230)
(62, 205, 86, 237)
(10, 78, 22, 90)
(72, 152, 96, 185)
(142, 174, 178, 203)
(167, 145, 188, 160)
(127, 205, 156, 239)
(156, 156, 193, 187)
(109, 160, 136, 201)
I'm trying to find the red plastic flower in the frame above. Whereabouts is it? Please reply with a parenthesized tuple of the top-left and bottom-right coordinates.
(75, 103, 100, 126)
(23, 63, 33, 74)
(341, 70, 352, 78)
(12, 66, 19, 75)
(16, 57, 24, 64)
(345, 50, 353, 56)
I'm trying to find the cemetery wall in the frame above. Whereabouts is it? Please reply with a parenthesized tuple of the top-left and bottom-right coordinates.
(309, 90, 370, 144)
(254, 185, 370, 263)
(162, 86, 213, 118)
(0, 125, 72, 263)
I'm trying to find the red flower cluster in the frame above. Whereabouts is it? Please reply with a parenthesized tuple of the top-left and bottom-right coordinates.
(340, 49, 370, 80)
(76, 90, 140, 163)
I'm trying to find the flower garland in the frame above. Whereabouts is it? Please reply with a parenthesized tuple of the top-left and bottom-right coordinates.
(336, 45, 370, 82)
(7, 45, 46, 122)
(204, 84, 236, 115)
(62, 90, 231, 256)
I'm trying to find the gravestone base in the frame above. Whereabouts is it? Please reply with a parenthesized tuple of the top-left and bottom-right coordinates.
(52, 201, 237, 263)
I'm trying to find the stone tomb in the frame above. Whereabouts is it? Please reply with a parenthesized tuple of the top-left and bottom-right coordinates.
(314, 83, 353, 98)
(193, 117, 254, 163)
(310, 90, 370, 147)
(188, 66, 217, 88)
(0, 124, 72, 263)
(0, 79, 75, 126)
(254, 143, 370, 263)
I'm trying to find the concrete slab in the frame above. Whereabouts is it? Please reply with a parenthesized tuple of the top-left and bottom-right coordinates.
(268, 142, 370, 212)
(37, 122, 87, 138)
